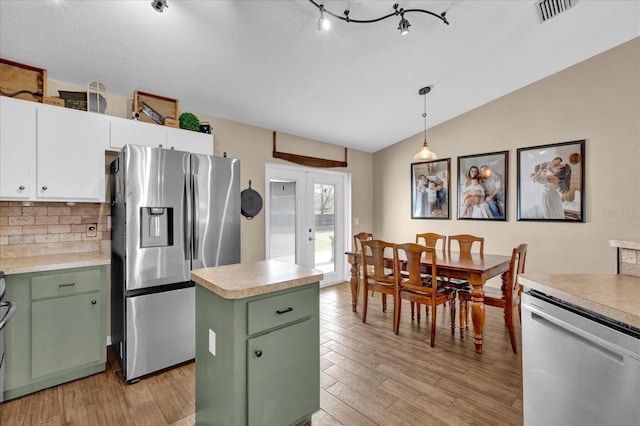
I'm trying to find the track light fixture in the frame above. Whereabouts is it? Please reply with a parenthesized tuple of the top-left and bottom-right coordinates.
(310, 1, 449, 34)
(151, 0, 168, 13)
(414, 86, 437, 161)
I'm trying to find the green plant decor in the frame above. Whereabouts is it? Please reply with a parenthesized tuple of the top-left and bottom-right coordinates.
(179, 112, 200, 131)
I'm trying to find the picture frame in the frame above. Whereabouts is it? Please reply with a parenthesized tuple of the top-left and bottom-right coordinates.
(457, 151, 508, 221)
(517, 140, 585, 222)
(411, 158, 450, 219)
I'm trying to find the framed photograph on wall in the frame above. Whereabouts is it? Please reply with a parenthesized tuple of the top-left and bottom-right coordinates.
(411, 158, 450, 219)
(517, 140, 585, 222)
(457, 151, 508, 221)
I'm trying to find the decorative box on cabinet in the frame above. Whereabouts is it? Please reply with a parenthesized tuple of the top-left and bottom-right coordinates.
(193, 262, 321, 426)
(2, 266, 107, 401)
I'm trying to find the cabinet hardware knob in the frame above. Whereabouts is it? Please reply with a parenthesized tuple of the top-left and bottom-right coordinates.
(276, 307, 293, 315)
(19, 185, 25, 190)
(42, 186, 48, 191)
(91, 300, 97, 305)
(158, 144, 163, 148)
(255, 350, 263, 358)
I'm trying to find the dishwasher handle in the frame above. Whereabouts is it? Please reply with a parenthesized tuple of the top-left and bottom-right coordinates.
(524, 302, 627, 364)
(0, 301, 16, 330)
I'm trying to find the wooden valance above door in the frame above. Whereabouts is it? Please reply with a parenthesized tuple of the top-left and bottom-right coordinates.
(272, 131, 348, 168)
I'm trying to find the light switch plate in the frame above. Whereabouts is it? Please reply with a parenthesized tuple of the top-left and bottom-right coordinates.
(209, 329, 216, 356)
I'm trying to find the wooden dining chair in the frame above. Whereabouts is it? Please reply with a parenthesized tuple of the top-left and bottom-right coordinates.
(458, 243, 528, 353)
(413, 233, 447, 321)
(393, 243, 456, 347)
(353, 232, 380, 300)
(360, 239, 396, 327)
(445, 234, 485, 328)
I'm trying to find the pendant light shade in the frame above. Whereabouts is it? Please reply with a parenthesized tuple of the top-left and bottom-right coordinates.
(414, 86, 437, 161)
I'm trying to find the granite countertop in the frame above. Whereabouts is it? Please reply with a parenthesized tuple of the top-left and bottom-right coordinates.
(191, 260, 324, 299)
(0, 252, 111, 275)
(518, 273, 640, 329)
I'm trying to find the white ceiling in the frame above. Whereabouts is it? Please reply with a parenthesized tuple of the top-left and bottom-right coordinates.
(1, 1, 638, 153)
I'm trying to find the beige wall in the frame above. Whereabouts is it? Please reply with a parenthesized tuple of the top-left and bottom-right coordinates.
(43, 81, 375, 264)
(373, 37, 640, 275)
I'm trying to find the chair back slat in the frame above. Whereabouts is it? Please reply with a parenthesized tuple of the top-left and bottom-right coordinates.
(361, 239, 395, 284)
(394, 243, 438, 296)
(415, 233, 446, 252)
(353, 232, 373, 253)
(506, 243, 528, 301)
(448, 234, 484, 256)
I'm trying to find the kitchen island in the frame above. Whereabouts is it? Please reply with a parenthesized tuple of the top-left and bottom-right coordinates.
(191, 260, 323, 426)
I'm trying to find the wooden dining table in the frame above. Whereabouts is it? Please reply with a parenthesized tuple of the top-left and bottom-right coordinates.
(345, 249, 511, 354)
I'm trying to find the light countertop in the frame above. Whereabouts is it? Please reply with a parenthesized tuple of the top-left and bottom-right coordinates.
(191, 260, 324, 299)
(518, 273, 640, 329)
(609, 239, 640, 250)
(0, 252, 110, 275)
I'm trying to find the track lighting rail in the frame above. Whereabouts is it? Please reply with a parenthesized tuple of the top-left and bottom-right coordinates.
(309, 0, 449, 29)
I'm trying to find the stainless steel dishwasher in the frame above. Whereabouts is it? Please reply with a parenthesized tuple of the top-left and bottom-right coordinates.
(521, 291, 640, 426)
(0, 271, 17, 403)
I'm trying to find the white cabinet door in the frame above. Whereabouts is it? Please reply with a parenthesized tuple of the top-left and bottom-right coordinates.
(110, 116, 167, 150)
(166, 126, 213, 155)
(36, 104, 109, 201)
(0, 97, 36, 199)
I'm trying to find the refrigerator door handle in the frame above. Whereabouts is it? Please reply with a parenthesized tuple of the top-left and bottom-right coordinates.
(183, 172, 191, 261)
(192, 173, 199, 260)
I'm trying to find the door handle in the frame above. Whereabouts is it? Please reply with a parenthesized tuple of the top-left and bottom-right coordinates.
(308, 237, 315, 241)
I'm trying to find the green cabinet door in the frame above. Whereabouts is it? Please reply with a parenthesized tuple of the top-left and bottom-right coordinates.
(247, 318, 320, 426)
(32, 291, 102, 378)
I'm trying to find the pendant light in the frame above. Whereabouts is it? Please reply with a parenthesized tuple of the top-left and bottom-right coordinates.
(414, 86, 437, 161)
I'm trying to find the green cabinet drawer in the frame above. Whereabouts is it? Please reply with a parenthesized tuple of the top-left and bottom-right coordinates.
(31, 269, 101, 300)
(247, 286, 314, 335)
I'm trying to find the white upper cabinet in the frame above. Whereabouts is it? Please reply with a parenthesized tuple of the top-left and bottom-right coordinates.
(109, 116, 167, 150)
(36, 103, 109, 202)
(0, 97, 36, 199)
(0, 98, 108, 202)
(166, 126, 213, 155)
(110, 115, 213, 155)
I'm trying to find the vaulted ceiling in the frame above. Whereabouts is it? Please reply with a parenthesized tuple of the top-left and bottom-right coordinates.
(1, 1, 638, 153)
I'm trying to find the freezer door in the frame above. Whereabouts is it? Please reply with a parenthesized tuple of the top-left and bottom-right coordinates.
(190, 154, 240, 269)
(123, 145, 191, 290)
(125, 287, 195, 381)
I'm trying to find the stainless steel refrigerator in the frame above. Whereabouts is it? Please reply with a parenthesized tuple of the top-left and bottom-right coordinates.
(110, 144, 240, 383)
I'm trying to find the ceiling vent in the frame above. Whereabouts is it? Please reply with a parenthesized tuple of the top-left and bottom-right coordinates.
(535, 0, 578, 23)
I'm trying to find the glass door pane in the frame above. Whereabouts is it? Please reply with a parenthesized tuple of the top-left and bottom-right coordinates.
(268, 180, 297, 265)
(313, 182, 336, 275)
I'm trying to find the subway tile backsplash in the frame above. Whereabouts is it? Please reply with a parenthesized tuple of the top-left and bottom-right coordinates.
(0, 201, 110, 257)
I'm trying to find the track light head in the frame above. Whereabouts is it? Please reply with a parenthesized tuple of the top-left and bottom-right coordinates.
(151, 0, 168, 13)
(398, 14, 410, 35)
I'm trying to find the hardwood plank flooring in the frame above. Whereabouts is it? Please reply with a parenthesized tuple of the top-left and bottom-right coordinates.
(0, 282, 523, 425)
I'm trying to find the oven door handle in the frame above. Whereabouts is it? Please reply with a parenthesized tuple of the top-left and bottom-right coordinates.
(0, 301, 16, 330)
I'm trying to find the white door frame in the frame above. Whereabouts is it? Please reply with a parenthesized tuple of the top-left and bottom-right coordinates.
(265, 163, 351, 287)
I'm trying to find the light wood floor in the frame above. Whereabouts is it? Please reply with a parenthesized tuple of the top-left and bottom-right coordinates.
(0, 282, 523, 425)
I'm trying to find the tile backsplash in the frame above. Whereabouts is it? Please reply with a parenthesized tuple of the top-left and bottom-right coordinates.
(0, 201, 111, 257)
(618, 248, 640, 277)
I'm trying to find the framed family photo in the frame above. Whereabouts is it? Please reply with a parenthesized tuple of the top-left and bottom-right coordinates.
(457, 151, 508, 221)
(411, 158, 450, 219)
(517, 140, 585, 222)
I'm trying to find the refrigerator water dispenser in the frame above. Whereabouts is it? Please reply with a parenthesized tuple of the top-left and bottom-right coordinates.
(140, 207, 173, 247)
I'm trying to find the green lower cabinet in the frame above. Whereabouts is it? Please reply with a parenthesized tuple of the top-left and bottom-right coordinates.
(3, 266, 107, 401)
(195, 283, 320, 426)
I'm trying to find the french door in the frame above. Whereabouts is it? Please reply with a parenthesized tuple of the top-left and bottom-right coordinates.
(265, 164, 349, 287)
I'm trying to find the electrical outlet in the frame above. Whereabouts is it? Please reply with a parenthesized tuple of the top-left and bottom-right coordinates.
(87, 223, 97, 237)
